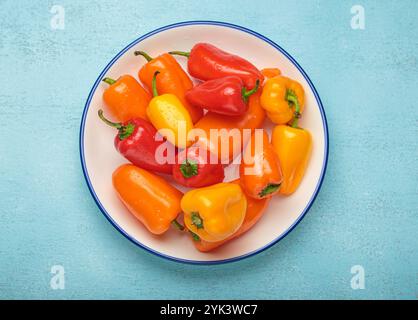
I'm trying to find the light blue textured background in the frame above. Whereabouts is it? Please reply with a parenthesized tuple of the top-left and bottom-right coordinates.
(0, 0, 417, 299)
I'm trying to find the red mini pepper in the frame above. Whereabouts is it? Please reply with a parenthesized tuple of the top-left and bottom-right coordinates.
(170, 43, 264, 90)
(98, 109, 174, 174)
(185, 76, 260, 116)
(172, 146, 224, 188)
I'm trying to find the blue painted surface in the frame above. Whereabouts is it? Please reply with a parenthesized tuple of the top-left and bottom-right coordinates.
(0, 0, 416, 299)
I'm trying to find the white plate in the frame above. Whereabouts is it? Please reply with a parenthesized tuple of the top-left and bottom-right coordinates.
(80, 21, 328, 264)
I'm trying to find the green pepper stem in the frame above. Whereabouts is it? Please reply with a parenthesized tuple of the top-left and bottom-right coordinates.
(168, 51, 190, 58)
(258, 183, 281, 198)
(102, 77, 116, 85)
(98, 109, 122, 129)
(134, 50, 153, 62)
(191, 212, 204, 229)
(98, 109, 135, 140)
(189, 230, 200, 241)
(180, 159, 198, 178)
(286, 90, 301, 128)
(242, 80, 260, 102)
(152, 71, 160, 97)
(171, 220, 185, 231)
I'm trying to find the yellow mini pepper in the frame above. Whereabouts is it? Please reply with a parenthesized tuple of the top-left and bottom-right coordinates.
(147, 71, 193, 148)
(260, 75, 305, 124)
(271, 91, 312, 195)
(181, 183, 247, 242)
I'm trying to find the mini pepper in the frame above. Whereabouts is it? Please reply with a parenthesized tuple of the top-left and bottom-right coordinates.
(147, 71, 194, 148)
(192, 68, 282, 164)
(185, 76, 260, 116)
(170, 43, 264, 90)
(112, 164, 183, 235)
(181, 183, 247, 242)
(102, 75, 151, 122)
(240, 130, 283, 199)
(271, 94, 312, 195)
(193, 88, 266, 164)
(190, 179, 270, 252)
(98, 109, 174, 174)
(260, 68, 281, 79)
(172, 146, 224, 188)
(260, 75, 305, 125)
(135, 50, 203, 123)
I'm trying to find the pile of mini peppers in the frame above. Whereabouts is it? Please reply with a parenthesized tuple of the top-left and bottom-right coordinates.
(99, 43, 312, 251)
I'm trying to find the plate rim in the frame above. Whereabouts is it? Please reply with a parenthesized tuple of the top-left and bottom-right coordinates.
(79, 20, 329, 265)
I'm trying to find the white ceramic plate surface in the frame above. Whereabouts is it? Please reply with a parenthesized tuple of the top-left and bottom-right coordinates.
(80, 21, 328, 264)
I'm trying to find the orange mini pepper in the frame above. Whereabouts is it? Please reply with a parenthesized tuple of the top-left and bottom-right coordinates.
(261, 67, 281, 79)
(240, 130, 283, 199)
(190, 180, 270, 252)
(112, 164, 183, 235)
(134, 51, 203, 123)
(102, 75, 151, 122)
(192, 89, 265, 164)
(271, 95, 312, 195)
(260, 75, 305, 125)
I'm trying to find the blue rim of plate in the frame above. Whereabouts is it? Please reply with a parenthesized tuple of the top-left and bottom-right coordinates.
(79, 20, 329, 265)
